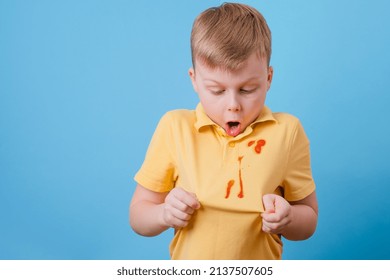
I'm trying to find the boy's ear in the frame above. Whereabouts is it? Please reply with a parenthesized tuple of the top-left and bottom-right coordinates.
(267, 66, 274, 90)
(189, 67, 198, 92)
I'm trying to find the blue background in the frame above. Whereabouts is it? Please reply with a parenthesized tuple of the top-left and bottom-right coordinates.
(1, 0, 389, 260)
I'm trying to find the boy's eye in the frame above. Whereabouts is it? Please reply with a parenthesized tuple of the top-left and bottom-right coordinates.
(210, 89, 225, 95)
(240, 88, 256, 94)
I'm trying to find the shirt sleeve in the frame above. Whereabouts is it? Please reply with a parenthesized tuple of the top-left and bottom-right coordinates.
(282, 120, 316, 201)
(134, 112, 177, 192)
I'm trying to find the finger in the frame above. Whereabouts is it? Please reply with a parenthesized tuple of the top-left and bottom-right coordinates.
(189, 192, 201, 209)
(262, 225, 269, 233)
(262, 219, 269, 232)
(168, 205, 194, 221)
(262, 220, 279, 234)
(165, 213, 189, 229)
(262, 194, 276, 214)
(261, 211, 283, 223)
(172, 188, 200, 210)
(166, 196, 195, 215)
(262, 222, 272, 233)
(262, 215, 290, 234)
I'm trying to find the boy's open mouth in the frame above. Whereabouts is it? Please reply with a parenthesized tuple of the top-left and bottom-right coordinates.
(225, 121, 241, 137)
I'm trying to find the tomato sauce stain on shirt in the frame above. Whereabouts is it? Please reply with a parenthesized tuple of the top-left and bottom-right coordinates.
(225, 179, 235, 199)
(254, 139, 266, 154)
(224, 139, 266, 199)
(237, 156, 244, 198)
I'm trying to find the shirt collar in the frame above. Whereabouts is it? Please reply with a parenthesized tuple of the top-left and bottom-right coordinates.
(194, 103, 277, 133)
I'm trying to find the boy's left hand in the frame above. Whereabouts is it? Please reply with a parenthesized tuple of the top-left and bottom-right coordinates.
(261, 194, 292, 234)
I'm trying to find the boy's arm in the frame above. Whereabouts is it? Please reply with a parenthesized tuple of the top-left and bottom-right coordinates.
(129, 184, 200, 237)
(261, 191, 318, 241)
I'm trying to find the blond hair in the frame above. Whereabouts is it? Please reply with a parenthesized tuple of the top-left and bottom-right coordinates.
(191, 2, 272, 70)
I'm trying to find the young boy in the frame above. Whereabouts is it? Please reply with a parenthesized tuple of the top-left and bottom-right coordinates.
(130, 3, 318, 259)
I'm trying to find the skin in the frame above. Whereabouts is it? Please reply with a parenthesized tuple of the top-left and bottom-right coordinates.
(189, 52, 272, 137)
(130, 52, 318, 241)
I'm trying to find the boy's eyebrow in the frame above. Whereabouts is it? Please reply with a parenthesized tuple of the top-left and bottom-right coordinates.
(203, 79, 221, 84)
(203, 76, 261, 85)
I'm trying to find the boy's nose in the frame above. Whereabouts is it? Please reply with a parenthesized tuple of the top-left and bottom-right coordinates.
(227, 93, 241, 112)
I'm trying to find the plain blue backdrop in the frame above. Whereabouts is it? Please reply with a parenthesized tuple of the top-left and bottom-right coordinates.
(1, 0, 389, 259)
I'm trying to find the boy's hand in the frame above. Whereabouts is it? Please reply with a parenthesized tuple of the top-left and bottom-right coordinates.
(162, 187, 200, 229)
(261, 194, 292, 234)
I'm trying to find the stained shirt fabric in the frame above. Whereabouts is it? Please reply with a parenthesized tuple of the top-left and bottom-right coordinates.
(134, 103, 315, 259)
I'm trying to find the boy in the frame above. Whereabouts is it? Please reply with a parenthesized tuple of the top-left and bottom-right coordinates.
(130, 3, 318, 259)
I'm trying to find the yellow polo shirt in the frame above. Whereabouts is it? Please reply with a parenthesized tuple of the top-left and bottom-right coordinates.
(134, 103, 315, 259)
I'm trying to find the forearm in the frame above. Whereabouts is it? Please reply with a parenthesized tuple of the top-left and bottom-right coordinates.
(281, 204, 318, 241)
(130, 201, 169, 237)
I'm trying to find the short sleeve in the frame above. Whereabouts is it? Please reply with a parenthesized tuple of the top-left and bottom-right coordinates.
(134, 112, 177, 192)
(282, 120, 315, 201)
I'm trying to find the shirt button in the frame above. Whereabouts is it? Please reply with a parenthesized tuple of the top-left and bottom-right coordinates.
(229, 142, 235, 147)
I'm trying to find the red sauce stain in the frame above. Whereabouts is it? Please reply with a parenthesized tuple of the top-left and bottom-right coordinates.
(225, 139, 267, 199)
(237, 156, 244, 198)
(254, 139, 266, 154)
(248, 140, 255, 147)
(225, 180, 235, 199)
(224, 156, 244, 199)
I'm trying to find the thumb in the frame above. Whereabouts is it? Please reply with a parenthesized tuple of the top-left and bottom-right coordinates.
(262, 194, 276, 214)
(189, 192, 200, 209)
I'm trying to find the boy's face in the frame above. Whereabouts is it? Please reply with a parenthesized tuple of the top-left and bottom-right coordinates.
(189, 52, 273, 137)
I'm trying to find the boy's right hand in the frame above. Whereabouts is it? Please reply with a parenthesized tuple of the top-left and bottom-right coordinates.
(162, 187, 200, 229)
